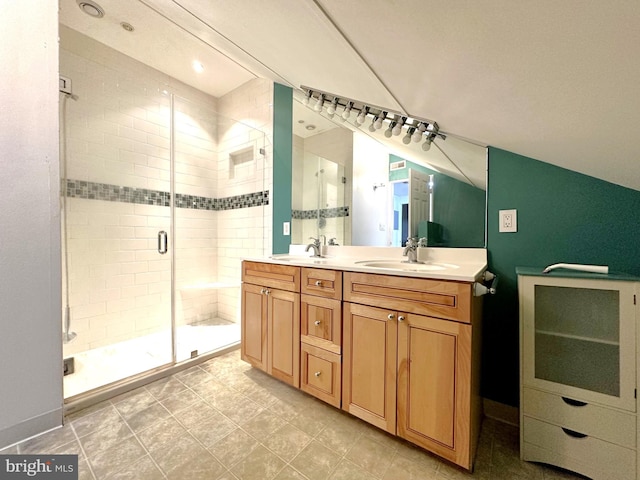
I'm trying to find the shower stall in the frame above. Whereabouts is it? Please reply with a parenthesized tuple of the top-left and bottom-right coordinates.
(60, 35, 270, 400)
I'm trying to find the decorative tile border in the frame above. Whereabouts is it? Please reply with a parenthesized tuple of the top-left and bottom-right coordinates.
(64, 179, 269, 210)
(292, 206, 349, 219)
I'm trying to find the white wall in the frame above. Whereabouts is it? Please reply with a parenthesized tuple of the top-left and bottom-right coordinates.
(352, 131, 390, 246)
(0, 2, 63, 447)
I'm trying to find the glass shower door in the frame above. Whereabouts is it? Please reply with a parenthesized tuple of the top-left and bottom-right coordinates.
(61, 63, 174, 399)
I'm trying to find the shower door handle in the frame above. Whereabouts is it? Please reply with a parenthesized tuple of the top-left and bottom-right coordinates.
(157, 231, 168, 254)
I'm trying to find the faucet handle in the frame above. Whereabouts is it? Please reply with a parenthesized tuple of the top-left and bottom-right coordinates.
(406, 237, 418, 248)
(418, 237, 428, 247)
(309, 236, 320, 247)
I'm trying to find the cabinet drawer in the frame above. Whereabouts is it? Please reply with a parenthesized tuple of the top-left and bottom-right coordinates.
(242, 261, 300, 292)
(301, 295, 341, 354)
(523, 387, 636, 448)
(301, 268, 342, 300)
(522, 416, 635, 480)
(301, 344, 341, 408)
(343, 272, 473, 323)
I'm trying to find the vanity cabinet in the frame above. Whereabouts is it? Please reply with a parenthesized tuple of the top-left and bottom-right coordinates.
(518, 269, 639, 480)
(342, 272, 482, 470)
(241, 261, 300, 387)
(300, 267, 343, 407)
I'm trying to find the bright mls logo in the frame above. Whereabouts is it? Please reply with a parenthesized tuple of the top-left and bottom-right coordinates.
(0, 455, 78, 479)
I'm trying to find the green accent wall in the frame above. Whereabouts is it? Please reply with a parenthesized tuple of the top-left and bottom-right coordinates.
(389, 155, 485, 247)
(272, 83, 293, 254)
(485, 147, 640, 406)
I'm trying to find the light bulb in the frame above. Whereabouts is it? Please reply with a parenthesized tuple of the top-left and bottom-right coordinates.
(374, 111, 387, 129)
(392, 117, 405, 136)
(384, 122, 395, 138)
(422, 139, 432, 151)
(356, 106, 369, 125)
(368, 121, 376, 132)
(342, 102, 353, 120)
(403, 128, 415, 145)
(313, 95, 325, 112)
(417, 122, 427, 132)
(303, 90, 313, 106)
(412, 128, 422, 143)
(327, 98, 339, 115)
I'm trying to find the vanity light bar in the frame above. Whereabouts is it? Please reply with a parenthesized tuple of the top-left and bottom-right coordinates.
(300, 85, 447, 145)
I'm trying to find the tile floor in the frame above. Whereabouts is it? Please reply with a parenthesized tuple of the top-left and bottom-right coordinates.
(1, 349, 586, 480)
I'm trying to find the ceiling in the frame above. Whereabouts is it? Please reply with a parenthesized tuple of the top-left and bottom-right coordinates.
(60, 0, 640, 191)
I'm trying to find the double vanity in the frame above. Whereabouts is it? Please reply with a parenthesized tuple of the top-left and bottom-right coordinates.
(240, 246, 487, 470)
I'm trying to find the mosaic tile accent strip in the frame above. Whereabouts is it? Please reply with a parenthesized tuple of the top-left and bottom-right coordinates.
(291, 206, 349, 219)
(64, 179, 269, 210)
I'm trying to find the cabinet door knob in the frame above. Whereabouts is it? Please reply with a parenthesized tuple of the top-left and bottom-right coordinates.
(315, 280, 322, 287)
(314, 371, 321, 377)
(398, 315, 405, 322)
(314, 320, 321, 326)
(265, 289, 270, 295)
(387, 313, 395, 320)
(260, 288, 266, 294)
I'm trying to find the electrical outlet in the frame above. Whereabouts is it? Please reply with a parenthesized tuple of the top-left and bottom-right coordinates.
(499, 209, 517, 232)
(283, 222, 290, 236)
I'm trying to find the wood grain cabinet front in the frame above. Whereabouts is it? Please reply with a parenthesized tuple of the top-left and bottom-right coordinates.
(241, 261, 300, 388)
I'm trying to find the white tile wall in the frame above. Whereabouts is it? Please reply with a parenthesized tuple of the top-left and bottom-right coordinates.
(61, 27, 272, 359)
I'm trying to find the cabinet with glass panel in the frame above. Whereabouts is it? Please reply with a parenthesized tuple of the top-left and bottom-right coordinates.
(518, 267, 639, 480)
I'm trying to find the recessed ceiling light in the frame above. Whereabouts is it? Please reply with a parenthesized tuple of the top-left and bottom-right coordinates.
(120, 22, 134, 32)
(305, 125, 316, 131)
(77, 0, 105, 18)
(192, 61, 204, 73)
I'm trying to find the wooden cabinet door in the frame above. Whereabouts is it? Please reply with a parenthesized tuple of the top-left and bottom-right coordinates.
(342, 302, 397, 434)
(267, 288, 300, 388)
(397, 313, 472, 468)
(241, 283, 267, 371)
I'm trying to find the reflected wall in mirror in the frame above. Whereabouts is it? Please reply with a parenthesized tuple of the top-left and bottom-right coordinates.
(292, 99, 487, 248)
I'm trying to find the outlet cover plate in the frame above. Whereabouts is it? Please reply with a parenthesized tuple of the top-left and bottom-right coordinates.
(499, 209, 517, 233)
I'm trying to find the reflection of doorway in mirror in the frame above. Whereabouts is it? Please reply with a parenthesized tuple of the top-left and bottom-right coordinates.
(387, 171, 434, 247)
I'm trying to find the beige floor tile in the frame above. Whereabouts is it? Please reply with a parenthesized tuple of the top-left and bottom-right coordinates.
(329, 459, 377, 480)
(210, 428, 260, 468)
(107, 454, 164, 479)
(173, 399, 218, 429)
(112, 389, 157, 417)
(166, 450, 227, 480)
(187, 410, 236, 448)
(146, 376, 188, 400)
(150, 432, 209, 475)
(382, 453, 439, 480)
(240, 409, 287, 442)
(174, 365, 214, 388)
(262, 423, 313, 462)
(290, 440, 342, 480)
(77, 416, 134, 458)
(345, 434, 396, 478)
(18, 424, 77, 454)
(71, 405, 122, 438)
(231, 445, 287, 480)
(136, 416, 187, 453)
(121, 401, 171, 433)
(159, 387, 201, 414)
(87, 436, 147, 478)
(315, 420, 363, 456)
(274, 465, 310, 480)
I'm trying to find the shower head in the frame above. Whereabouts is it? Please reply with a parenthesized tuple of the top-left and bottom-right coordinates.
(62, 331, 77, 343)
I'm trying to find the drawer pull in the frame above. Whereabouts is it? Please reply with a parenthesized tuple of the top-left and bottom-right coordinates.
(314, 371, 322, 377)
(562, 397, 588, 407)
(315, 280, 322, 287)
(388, 313, 395, 320)
(398, 315, 405, 322)
(260, 288, 266, 294)
(562, 427, 588, 439)
(314, 320, 321, 326)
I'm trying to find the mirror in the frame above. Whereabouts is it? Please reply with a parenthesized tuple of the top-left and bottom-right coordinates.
(292, 99, 487, 248)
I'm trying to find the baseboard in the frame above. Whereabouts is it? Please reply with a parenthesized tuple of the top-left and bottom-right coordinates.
(0, 408, 63, 450)
(483, 398, 519, 427)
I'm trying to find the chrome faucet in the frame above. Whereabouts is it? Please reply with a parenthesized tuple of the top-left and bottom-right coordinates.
(402, 237, 427, 263)
(306, 237, 321, 257)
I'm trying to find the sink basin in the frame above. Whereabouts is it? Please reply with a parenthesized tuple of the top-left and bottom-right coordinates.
(354, 260, 459, 272)
(269, 255, 331, 263)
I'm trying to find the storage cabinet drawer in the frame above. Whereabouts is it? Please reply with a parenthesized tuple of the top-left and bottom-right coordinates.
(242, 261, 300, 292)
(344, 272, 473, 323)
(523, 387, 636, 448)
(301, 344, 341, 408)
(522, 416, 636, 480)
(301, 268, 342, 300)
(301, 294, 341, 354)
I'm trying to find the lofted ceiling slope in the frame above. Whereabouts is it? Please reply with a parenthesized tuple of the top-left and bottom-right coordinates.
(60, 0, 640, 191)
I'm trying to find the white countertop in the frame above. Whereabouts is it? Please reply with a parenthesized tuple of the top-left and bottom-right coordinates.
(246, 246, 488, 283)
